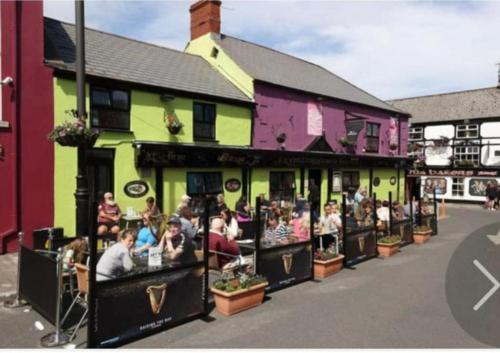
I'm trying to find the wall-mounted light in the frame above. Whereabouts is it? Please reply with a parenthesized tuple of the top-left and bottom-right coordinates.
(160, 94, 175, 102)
(1, 77, 14, 86)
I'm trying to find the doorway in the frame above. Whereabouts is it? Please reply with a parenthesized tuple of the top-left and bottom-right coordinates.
(87, 148, 115, 204)
(308, 169, 322, 221)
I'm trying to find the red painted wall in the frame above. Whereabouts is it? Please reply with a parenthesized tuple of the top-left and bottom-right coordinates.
(0, 1, 54, 253)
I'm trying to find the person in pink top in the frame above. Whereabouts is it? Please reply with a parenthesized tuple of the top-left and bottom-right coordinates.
(97, 192, 122, 236)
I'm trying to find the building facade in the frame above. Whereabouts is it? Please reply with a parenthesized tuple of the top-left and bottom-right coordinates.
(389, 86, 500, 203)
(186, 0, 410, 207)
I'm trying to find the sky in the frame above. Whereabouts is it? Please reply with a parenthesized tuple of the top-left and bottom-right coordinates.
(43, 0, 500, 100)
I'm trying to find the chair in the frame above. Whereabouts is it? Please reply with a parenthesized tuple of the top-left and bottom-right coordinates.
(60, 263, 88, 342)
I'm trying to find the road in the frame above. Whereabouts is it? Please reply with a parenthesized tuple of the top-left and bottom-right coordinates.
(0, 205, 495, 348)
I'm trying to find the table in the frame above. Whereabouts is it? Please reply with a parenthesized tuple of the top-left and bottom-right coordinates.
(122, 215, 142, 229)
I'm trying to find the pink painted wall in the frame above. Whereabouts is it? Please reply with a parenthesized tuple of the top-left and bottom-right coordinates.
(253, 81, 409, 156)
(0, 1, 54, 253)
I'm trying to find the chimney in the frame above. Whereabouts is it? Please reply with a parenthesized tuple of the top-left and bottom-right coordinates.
(190, 0, 221, 41)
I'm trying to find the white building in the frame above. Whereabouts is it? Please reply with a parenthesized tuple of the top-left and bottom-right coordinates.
(389, 86, 500, 203)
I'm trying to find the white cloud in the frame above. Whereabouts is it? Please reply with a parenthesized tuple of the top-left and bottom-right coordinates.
(44, 0, 500, 100)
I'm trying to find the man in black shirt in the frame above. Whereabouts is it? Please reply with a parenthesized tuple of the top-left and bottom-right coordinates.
(159, 216, 197, 265)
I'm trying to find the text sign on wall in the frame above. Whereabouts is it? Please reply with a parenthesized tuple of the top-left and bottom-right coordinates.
(307, 101, 323, 136)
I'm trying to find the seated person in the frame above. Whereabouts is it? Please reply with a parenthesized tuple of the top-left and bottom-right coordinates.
(178, 206, 199, 239)
(354, 199, 369, 226)
(319, 204, 341, 234)
(221, 208, 239, 239)
(133, 215, 158, 256)
(363, 204, 374, 227)
(235, 196, 252, 222)
(293, 193, 307, 218)
(158, 216, 197, 264)
(208, 217, 241, 269)
(63, 238, 88, 272)
(265, 215, 289, 244)
(345, 205, 359, 232)
(142, 196, 162, 224)
(270, 201, 282, 218)
(96, 229, 136, 281)
(292, 211, 311, 241)
(97, 192, 122, 236)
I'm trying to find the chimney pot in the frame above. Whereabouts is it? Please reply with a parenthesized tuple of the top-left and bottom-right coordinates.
(190, 0, 221, 41)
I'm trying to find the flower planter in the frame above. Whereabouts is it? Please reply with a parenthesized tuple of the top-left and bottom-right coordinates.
(55, 133, 98, 148)
(377, 241, 401, 258)
(413, 229, 432, 244)
(167, 125, 182, 135)
(314, 254, 344, 279)
(211, 282, 268, 316)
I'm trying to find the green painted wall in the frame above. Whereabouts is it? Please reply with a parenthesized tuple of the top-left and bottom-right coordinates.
(186, 33, 255, 100)
(53, 77, 252, 233)
(162, 168, 242, 215)
(372, 168, 400, 201)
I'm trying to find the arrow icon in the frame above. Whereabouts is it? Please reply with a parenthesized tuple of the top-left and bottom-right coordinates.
(473, 259, 500, 311)
(487, 228, 500, 245)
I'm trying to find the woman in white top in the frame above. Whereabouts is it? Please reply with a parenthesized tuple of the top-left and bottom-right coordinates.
(376, 200, 391, 222)
(221, 208, 239, 239)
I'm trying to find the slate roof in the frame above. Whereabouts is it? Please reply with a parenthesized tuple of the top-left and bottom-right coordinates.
(43, 18, 252, 103)
(387, 87, 500, 124)
(214, 34, 405, 115)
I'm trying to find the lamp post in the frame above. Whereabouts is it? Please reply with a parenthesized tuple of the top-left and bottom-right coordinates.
(75, 0, 89, 237)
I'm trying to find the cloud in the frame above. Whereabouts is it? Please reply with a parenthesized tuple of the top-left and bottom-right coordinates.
(44, 0, 500, 100)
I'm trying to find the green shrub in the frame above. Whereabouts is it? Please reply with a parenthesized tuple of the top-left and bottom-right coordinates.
(378, 235, 402, 244)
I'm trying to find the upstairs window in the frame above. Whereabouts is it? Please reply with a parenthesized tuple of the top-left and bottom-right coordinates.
(409, 127, 424, 141)
(193, 102, 216, 140)
(454, 145, 480, 167)
(456, 124, 478, 139)
(365, 122, 380, 153)
(90, 86, 130, 130)
(269, 172, 295, 202)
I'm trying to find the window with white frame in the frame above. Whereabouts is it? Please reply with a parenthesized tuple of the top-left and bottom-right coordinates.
(456, 124, 478, 139)
(409, 127, 424, 141)
(452, 178, 464, 197)
(454, 145, 480, 166)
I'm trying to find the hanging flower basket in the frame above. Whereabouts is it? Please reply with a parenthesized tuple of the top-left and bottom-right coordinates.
(276, 132, 287, 144)
(165, 113, 183, 135)
(48, 118, 99, 148)
(338, 137, 356, 148)
(389, 143, 398, 150)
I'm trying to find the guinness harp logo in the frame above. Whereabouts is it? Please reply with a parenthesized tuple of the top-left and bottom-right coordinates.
(358, 236, 366, 252)
(146, 284, 167, 315)
(282, 254, 293, 275)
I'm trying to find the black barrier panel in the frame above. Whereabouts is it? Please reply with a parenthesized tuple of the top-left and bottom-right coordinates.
(421, 215, 438, 236)
(19, 246, 58, 323)
(343, 228, 378, 267)
(238, 221, 258, 240)
(32, 228, 64, 250)
(391, 219, 413, 247)
(259, 242, 312, 292)
(93, 264, 205, 348)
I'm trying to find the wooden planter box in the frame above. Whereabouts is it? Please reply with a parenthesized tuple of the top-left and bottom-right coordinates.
(211, 282, 268, 316)
(314, 254, 345, 279)
(377, 241, 401, 258)
(413, 230, 432, 244)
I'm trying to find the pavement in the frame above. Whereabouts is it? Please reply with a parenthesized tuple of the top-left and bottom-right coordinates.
(0, 205, 497, 348)
(0, 253, 18, 300)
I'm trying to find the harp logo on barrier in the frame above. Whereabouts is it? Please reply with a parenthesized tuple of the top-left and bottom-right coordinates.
(282, 254, 293, 275)
(358, 237, 366, 252)
(146, 284, 167, 315)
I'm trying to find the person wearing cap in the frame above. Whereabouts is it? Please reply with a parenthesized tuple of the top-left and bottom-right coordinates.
(176, 194, 191, 215)
(97, 192, 122, 236)
(159, 215, 197, 264)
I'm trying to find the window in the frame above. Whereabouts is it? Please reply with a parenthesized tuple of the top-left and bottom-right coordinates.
(365, 123, 379, 153)
(269, 172, 295, 201)
(456, 124, 478, 139)
(193, 102, 216, 140)
(452, 178, 464, 197)
(454, 145, 480, 167)
(342, 171, 360, 193)
(187, 172, 222, 195)
(409, 127, 424, 141)
(90, 86, 130, 130)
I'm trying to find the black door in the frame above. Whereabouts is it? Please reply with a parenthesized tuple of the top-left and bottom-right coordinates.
(308, 169, 322, 220)
(87, 148, 115, 204)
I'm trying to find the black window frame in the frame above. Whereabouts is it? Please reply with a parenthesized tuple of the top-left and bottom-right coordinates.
(90, 85, 131, 131)
(269, 171, 296, 202)
(193, 102, 216, 141)
(186, 172, 223, 196)
(365, 122, 380, 153)
(342, 171, 360, 194)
